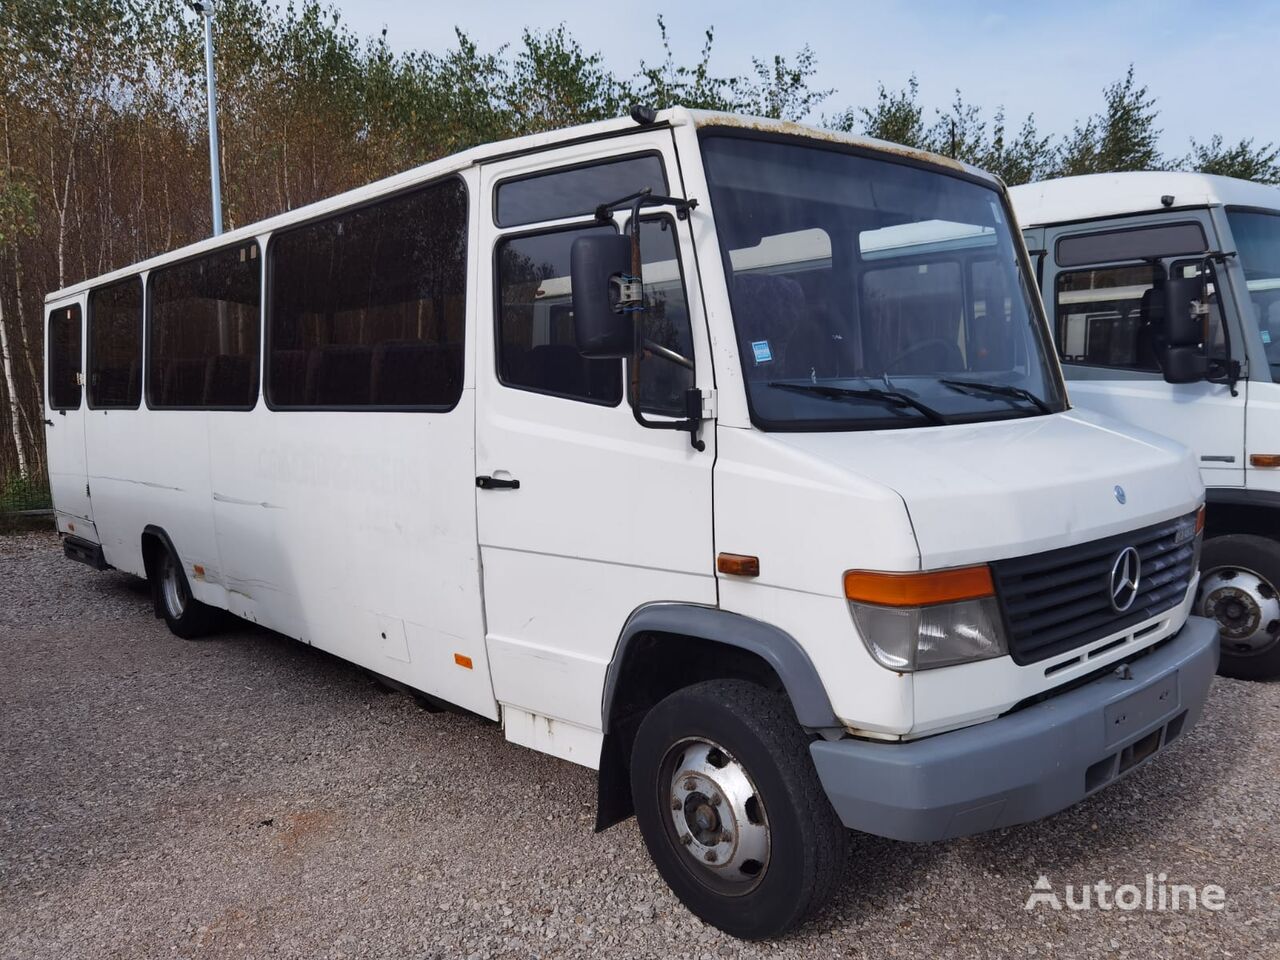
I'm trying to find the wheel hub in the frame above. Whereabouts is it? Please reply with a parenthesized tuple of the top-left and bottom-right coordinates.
(1197, 566, 1280, 654)
(664, 739, 769, 892)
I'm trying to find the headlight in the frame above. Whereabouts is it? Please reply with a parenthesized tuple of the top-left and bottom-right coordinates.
(844, 566, 1008, 672)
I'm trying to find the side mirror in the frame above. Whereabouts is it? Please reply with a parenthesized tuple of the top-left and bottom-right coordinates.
(1162, 345, 1209, 383)
(1162, 275, 1207, 346)
(1158, 274, 1209, 384)
(570, 234, 635, 359)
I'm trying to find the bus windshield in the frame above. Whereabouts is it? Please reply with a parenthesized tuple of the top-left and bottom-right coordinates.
(700, 134, 1066, 430)
(1227, 208, 1280, 371)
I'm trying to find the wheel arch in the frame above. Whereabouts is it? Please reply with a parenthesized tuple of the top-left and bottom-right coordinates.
(1204, 489, 1280, 540)
(595, 603, 839, 832)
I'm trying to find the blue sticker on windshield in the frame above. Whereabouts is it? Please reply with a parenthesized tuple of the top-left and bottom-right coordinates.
(1263, 330, 1273, 344)
(751, 340, 773, 364)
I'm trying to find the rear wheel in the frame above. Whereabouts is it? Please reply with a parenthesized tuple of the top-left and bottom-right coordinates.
(1197, 534, 1280, 681)
(152, 541, 221, 640)
(630, 679, 846, 939)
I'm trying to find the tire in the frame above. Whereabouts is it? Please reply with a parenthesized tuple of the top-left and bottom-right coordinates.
(152, 540, 222, 640)
(1197, 534, 1280, 681)
(629, 679, 847, 939)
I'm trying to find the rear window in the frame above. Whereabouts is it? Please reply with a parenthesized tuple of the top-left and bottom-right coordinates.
(48, 305, 82, 411)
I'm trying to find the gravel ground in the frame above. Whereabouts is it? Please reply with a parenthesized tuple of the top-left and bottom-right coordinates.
(1, 529, 1278, 960)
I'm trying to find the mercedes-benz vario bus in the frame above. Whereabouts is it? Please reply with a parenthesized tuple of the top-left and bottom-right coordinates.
(45, 109, 1218, 938)
(1012, 172, 1280, 681)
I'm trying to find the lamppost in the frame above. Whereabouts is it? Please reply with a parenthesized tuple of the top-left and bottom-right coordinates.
(188, 0, 223, 235)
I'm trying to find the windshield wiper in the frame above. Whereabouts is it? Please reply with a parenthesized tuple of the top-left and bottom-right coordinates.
(939, 378, 1053, 415)
(767, 382, 949, 425)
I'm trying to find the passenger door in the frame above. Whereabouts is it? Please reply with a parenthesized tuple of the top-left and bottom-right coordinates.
(1042, 217, 1246, 486)
(474, 137, 717, 757)
(44, 300, 95, 531)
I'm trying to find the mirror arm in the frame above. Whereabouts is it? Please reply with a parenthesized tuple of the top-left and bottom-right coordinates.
(643, 339, 695, 371)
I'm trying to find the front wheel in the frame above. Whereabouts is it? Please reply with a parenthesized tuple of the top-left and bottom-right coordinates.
(630, 679, 847, 939)
(1197, 534, 1280, 681)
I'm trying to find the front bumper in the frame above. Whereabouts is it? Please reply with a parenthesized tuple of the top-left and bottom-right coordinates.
(810, 615, 1219, 842)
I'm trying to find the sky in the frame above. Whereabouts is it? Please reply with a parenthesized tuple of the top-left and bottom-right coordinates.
(308, 0, 1278, 158)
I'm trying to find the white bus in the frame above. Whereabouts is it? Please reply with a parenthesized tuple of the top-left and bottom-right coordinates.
(45, 109, 1217, 938)
(1012, 172, 1280, 680)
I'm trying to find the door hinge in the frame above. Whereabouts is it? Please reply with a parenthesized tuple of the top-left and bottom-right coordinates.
(85, 483, 91, 498)
(700, 389, 717, 420)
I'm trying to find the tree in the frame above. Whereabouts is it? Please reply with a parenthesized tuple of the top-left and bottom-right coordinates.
(1056, 65, 1162, 176)
(1184, 135, 1280, 184)
(828, 75, 928, 148)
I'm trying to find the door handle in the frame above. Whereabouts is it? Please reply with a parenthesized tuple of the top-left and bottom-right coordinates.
(43, 419, 54, 427)
(476, 475, 520, 490)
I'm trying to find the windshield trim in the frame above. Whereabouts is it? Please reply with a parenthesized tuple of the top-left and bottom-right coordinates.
(698, 129, 1069, 433)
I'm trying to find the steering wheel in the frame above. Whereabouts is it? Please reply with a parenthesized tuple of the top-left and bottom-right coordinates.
(883, 338, 957, 374)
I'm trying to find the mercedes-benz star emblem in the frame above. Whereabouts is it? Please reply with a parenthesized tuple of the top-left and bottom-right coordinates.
(1114, 485, 1127, 505)
(1109, 546, 1142, 613)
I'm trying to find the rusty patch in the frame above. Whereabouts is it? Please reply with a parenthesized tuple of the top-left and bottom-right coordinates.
(692, 112, 975, 175)
(274, 810, 338, 853)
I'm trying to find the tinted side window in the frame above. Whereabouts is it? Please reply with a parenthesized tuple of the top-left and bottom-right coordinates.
(1055, 265, 1159, 371)
(149, 242, 261, 409)
(88, 277, 143, 409)
(495, 155, 667, 227)
(496, 224, 622, 404)
(48, 305, 82, 411)
(268, 178, 468, 409)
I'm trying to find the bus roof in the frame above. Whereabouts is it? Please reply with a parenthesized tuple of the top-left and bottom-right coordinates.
(1009, 171, 1280, 229)
(45, 108, 996, 305)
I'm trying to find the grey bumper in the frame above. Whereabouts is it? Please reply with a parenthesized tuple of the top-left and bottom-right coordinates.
(811, 615, 1219, 842)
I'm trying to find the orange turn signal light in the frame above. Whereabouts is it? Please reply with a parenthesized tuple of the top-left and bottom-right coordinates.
(717, 553, 760, 577)
(454, 653, 473, 670)
(844, 565, 995, 607)
(1250, 454, 1280, 468)
(1195, 504, 1206, 535)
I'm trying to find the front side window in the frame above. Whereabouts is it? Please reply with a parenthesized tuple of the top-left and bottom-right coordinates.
(495, 217, 694, 410)
(48, 305, 82, 411)
(149, 243, 260, 409)
(88, 277, 142, 409)
(1055, 264, 1160, 371)
(1227, 209, 1280, 372)
(701, 134, 1064, 430)
(268, 178, 468, 410)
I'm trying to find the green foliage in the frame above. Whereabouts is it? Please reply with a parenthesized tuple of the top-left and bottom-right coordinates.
(1184, 135, 1280, 184)
(1056, 66, 1162, 176)
(828, 76, 928, 148)
(829, 77, 1055, 185)
(0, 471, 51, 511)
